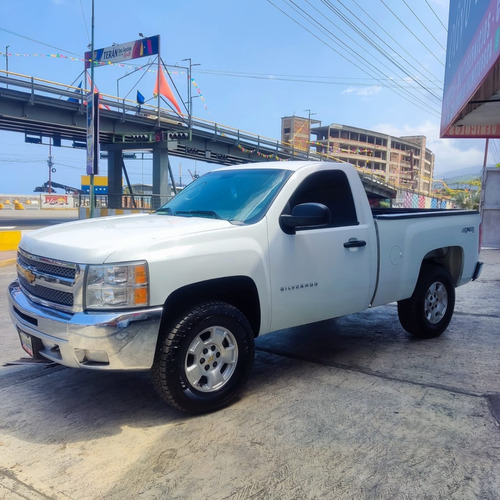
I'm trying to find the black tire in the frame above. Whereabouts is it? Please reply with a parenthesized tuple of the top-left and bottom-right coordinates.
(152, 301, 254, 414)
(397, 264, 455, 339)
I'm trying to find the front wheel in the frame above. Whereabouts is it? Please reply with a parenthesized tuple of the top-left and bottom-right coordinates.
(152, 301, 254, 414)
(397, 264, 455, 339)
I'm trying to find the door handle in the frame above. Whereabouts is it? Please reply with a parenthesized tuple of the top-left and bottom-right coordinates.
(343, 239, 367, 248)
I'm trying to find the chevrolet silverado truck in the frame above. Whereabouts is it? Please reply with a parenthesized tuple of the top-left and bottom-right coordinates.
(8, 161, 483, 414)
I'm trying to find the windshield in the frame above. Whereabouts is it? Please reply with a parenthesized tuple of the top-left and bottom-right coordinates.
(156, 168, 291, 224)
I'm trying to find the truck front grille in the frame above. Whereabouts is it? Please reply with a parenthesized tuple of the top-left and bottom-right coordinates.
(18, 275, 74, 306)
(17, 248, 83, 312)
(18, 251, 76, 280)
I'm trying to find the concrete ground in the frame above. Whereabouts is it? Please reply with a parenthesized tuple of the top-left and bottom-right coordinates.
(0, 249, 498, 500)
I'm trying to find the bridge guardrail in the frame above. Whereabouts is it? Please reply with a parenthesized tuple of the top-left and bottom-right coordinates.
(0, 69, 399, 196)
(0, 70, 313, 159)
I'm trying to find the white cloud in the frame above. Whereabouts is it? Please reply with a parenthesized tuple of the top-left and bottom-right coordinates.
(342, 86, 382, 96)
(372, 120, 486, 176)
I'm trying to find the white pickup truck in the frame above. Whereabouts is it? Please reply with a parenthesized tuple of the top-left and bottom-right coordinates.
(8, 161, 483, 413)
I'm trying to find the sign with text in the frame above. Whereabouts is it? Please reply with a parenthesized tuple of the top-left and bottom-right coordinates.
(41, 194, 77, 209)
(85, 35, 159, 69)
(441, 0, 500, 137)
(86, 92, 99, 175)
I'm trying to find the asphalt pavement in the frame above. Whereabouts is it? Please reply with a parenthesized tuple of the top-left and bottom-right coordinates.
(0, 210, 498, 499)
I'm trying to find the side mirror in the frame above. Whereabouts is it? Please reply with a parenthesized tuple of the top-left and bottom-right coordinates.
(279, 202, 331, 234)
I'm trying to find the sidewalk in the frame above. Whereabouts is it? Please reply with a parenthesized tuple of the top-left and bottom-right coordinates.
(0, 251, 16, 267)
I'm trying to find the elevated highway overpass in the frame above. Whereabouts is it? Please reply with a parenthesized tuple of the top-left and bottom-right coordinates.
(0, 71, 396, 208)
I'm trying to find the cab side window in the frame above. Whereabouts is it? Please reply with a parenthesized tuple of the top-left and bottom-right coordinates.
(285, 170, 359, 228)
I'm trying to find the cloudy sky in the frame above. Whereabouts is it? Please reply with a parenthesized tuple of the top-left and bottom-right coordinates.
(0, 0, 496, 193)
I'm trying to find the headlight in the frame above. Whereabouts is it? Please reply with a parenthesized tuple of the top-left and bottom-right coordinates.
(85, 261, 149, 309)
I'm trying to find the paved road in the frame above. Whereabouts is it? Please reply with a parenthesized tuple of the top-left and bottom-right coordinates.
(0, 251, 498, 499)
(0, 209, 80, 230)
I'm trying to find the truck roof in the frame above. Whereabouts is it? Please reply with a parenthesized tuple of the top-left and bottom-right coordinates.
(212, 161, 350, 173)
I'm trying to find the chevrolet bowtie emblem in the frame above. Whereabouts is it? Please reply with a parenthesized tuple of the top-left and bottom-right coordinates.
(18, 264, 36, 285)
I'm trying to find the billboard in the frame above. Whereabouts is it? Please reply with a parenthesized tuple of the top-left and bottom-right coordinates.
(440, 0, 500, 137)
(85, 35, 159, 69)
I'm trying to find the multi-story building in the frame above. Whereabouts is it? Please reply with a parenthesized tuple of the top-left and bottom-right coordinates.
(281, 115, 321, 154)
(281, 119, 435, 195)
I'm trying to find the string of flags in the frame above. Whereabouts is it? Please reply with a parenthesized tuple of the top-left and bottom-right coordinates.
(191, 78, 208, 112)
(237, 144, 288, 161)
(310, 142, 374, 155)
(1, 51, 209, 113)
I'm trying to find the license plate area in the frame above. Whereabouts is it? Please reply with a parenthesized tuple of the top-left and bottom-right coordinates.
(18, 330, 44, 358)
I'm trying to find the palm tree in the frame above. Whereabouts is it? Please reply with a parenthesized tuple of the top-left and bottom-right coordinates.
(453, 189, 480, 209)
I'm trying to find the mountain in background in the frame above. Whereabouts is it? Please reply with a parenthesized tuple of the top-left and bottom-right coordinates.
(434, 164, 482, 182)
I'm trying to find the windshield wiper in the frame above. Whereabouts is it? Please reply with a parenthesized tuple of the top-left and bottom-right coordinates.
(155, 207, 172, 214)
(174, 210, 221, 219)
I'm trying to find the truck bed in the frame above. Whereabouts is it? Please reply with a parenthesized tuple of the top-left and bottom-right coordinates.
(372, 208, 479, 219)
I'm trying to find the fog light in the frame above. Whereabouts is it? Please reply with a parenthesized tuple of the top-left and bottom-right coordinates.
(75, 349, 109, 365)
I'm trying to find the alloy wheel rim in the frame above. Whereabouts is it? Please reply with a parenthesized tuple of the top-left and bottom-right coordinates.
(185, 326, 238, 392)
(424, 281, 448, 324)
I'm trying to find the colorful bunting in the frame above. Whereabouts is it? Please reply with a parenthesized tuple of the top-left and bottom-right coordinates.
(237, 144, 287, 161)
(1, 51, 210, 114)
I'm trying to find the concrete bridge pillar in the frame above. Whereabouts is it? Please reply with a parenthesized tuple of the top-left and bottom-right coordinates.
(152, 145, 172, 209)
(107, 150, 123, 209)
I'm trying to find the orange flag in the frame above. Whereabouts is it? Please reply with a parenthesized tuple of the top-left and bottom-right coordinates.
(85, 73, 111, 110)
(154, 68, 182, 114)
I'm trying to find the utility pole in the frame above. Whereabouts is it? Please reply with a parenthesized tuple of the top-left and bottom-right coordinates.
(157, 46, 161, 128)
(480, 138, 489, 218)
(89, 0, 96, 217)
(47, 139, 53, 194)
(305, 109, 316, 159)
(5, 45, 9, 89)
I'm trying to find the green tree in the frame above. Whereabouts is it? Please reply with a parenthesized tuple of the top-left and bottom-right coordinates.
(452, 189, 480, 209)
(450, 177, 481, 210)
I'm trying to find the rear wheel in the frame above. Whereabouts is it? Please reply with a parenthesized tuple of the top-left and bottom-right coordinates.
(152, 301, 254, 414)
(397, 264, 455, 339)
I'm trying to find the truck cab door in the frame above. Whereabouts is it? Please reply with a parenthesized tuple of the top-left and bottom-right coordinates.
(268, 169, 377, 332)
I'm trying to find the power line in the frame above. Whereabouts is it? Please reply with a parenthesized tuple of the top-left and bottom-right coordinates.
(319, 0, 442, 101)
(348, 0, 444, 85)
(425, 0, 447, 32)
(197, 68, 441, 88)
(377, 0, 444, 66)
(283, 0, 442, 110)
(401, 0, 446, 51)
(0, 27, 81, 57)
(79, 0, 91, 43)
(267, 0, 441, 117)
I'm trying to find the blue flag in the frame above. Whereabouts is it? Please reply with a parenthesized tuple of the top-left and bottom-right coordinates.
(68, 82, 83, 103)
(137, 90, 145, 105)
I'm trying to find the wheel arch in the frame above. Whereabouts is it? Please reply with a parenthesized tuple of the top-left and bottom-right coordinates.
(421, 246, 463, 286)
(160, 276, 261, 340)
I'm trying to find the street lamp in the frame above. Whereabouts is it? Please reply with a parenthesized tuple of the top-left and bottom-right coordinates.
(182, 58, 200, 131)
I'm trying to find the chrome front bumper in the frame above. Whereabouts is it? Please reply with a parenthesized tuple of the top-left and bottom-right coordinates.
(8, 279, 163, 370)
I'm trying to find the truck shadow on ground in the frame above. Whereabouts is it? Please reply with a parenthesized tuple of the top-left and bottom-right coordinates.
(0, 305, 462, 446)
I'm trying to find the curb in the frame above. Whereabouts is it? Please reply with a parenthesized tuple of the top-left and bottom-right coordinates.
(0, 257, 16, 268)
(0, 230, 22, 251)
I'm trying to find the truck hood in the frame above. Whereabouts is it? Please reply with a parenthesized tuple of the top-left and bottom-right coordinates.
(19, 213, 233, 264)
